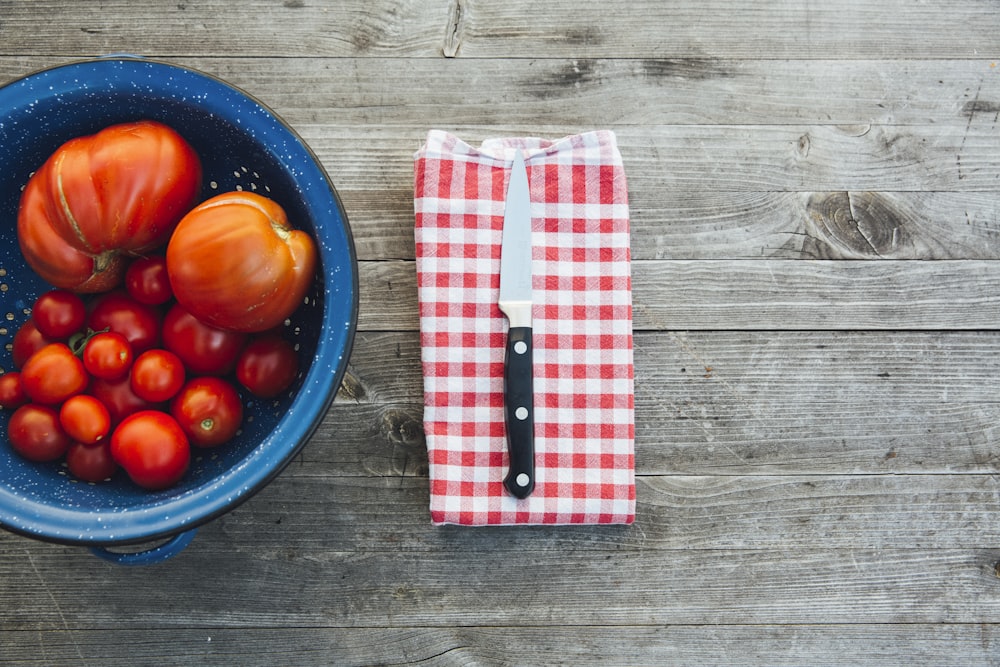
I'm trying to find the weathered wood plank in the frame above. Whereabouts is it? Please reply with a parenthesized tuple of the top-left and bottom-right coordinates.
(305, 123, 1000, 193)
(318, 122, 1000, 261)
(2, 530, 999, 627)
(160, 473, 1000, 552)
(321, 330, 1000, 476)
(6, 57, 994, 127)
(343, 189, 1000, 262)
(4, 624, 1000, 667)
(356, 259, 1000, 332)
(631, 259, 1000, 330)
(0, 0, 995, 59)
(629, 190, 1000, 261)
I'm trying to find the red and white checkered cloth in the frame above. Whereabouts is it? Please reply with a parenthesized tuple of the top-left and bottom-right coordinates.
(413, 130, 635, 525)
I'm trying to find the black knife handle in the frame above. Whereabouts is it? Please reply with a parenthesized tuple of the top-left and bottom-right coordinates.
(503, 326, 535, 499)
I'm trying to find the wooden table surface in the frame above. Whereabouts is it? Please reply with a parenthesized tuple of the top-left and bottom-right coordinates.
(3, 1, 1000, 665)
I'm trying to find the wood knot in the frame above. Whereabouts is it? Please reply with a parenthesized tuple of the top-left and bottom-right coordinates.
(337, 368, 367, 402)
(379, 407, 425, 448)
(796, 133, 811, 158)
(804, 192, 909, 258)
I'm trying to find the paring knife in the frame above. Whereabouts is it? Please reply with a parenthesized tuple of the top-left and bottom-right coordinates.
(498, 150, 535, 499)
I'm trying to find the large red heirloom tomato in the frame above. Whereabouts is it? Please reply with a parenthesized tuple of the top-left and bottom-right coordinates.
(166, 191, 317, 333)
(17, 121, 202, 292)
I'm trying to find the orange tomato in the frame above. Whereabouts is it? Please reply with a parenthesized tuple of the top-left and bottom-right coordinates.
(166, 191, 316, 332)
(17, 120, 202, 292)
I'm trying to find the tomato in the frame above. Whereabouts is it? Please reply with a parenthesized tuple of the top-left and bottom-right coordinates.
(31, 289, 87, 340)
(89, 375, 159, 425)
(59, 394, 111, 445)
(125, 255, 172, 305)
(66, 440, 118, 483)
(236, 334, 300, 398)
(17, 120, 202, 292)
(162, 303, 246, 375)
(12, 320, 55, 370)
(87, 290, 162, 354)
(130, 349, 185, 403)
(166, 191, 317, 332)
(20, 343, 88, 405)
(111, 410, 190, 490)
(0, 372, 28, 409)
(7, 404, 71, 462)
(82, 331, 133, 380)
(170, 377, 243, 447)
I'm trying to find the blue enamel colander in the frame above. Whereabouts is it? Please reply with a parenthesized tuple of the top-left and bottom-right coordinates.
(0, 57, 357, 564)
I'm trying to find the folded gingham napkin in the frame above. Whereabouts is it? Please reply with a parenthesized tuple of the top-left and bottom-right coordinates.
(413, 130, 635, 525)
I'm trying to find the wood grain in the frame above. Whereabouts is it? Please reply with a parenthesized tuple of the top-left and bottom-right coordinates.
(298, 122, 1000, 193)
(342, 188, 1000, 262)
(4, 625, 1000, 667)
(3, 528, 1000, 627)
(1, 0, 996, 58)
(319, 330, 1000, 477)
(356, 259, 1000, 331)
(5, 57, 993, 127)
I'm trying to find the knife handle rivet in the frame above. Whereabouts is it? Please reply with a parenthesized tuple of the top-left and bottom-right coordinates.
(515, 473, 531, 488)
(515, 406, 529, 420)
(513, 340, 528, 355)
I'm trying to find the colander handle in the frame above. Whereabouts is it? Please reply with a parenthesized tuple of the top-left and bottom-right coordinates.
(88, 529, 198, 566)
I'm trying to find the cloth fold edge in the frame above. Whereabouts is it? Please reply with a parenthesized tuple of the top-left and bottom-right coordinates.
(415, 129, 620, 165)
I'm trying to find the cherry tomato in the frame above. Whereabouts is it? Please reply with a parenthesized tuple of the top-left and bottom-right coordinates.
(162, 303, 246, 375)
(89, 375, 160, 425)
(20, 343, 88, 405)
(130, 349, 185, 403)
(87, 290, 162, 354)
(236, 334, 300, 398)
(170, 377, 243, 447)
(167, 191, 316, 332)
(82, 331, 134, 380)
(17, 120, 202, 293)
(125, 255, 172, 305)
(0, 372, 28, 409)
(111, 410, 190, 490)
(66, 440, 118, 483)
(31, 289, 87, 340)
(11, 320, 55, 369)
(59, 394, 111, 445)
(7, 404, 71, 462)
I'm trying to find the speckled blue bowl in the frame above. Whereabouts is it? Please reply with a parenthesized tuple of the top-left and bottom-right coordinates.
(0, 57, 357, 564)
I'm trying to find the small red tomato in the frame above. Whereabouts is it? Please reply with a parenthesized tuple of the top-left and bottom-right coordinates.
(87, 290, 162, 354)
(59, 394, 111, 445)
(20, 343, 89, 405)
(11, 320, 55, 369)
(82, 331, 134, 380)
(0, 372, 28, 409)
(7, 404, 71, 462)
(66, 440, 118, 483)
(125, 255, 172, 305)
(111, 410, 190, 490)
(31, 289, 87, 340)
(170, 377, 243, 447)
(89, 375, 159, 425)
(236, 334, 300, 398)
(162, 303, 247, 375)
(130, 349, 185, 403)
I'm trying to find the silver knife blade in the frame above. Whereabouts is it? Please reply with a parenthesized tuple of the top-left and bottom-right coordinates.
(498, 150, 535, 499)
(498, 150, 533, 329)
